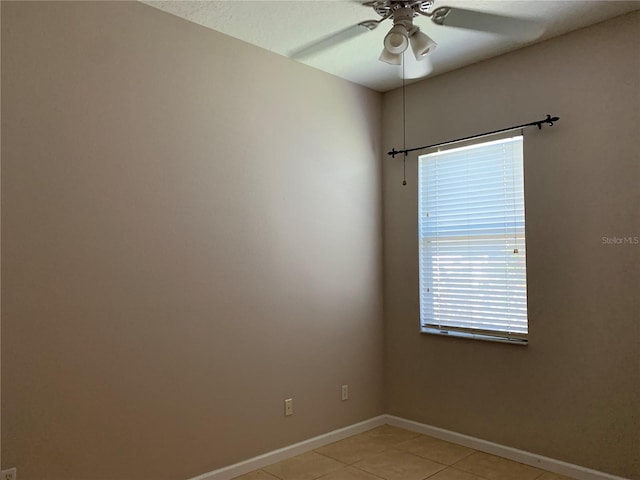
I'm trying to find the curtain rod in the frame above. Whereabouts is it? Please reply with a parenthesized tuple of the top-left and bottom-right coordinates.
(387, 114, 560, 158)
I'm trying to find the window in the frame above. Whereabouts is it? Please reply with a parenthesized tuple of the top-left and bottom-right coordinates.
(418, 135, 528, 344)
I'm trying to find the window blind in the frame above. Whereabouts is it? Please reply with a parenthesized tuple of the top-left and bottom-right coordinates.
(418, 135, 528, 344)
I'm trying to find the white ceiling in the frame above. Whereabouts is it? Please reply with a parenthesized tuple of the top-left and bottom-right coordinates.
(143, 1, 639, 92)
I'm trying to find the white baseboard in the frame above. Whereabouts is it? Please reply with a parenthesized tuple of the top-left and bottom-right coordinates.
(188, 414, 630, 480)
(386, 415, 631, 480)
(187, 415, 387, 480)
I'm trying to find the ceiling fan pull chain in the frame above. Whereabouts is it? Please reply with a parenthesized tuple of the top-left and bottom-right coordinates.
(402, 51, 407, 186)
(403, 154, 407, 186)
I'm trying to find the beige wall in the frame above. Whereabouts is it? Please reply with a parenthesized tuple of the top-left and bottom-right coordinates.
(382, 11, 639, 480)
(1, 2, 384, 479)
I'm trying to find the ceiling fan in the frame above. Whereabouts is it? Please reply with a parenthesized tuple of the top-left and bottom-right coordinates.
(291, 1, 542, 78)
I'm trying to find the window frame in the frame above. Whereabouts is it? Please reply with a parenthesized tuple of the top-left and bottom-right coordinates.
(417, 133, 529, 345)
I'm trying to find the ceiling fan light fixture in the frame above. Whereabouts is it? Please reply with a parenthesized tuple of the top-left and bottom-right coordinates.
(409, 28, 437, 60)
(383, 24, 409, 54)
(379, 48, 402, 65)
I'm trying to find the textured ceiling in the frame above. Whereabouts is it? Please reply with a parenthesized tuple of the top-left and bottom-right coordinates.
(143, 1, 639, 92)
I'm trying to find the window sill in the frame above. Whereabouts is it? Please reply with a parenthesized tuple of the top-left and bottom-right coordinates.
(421, 327, 528, 345)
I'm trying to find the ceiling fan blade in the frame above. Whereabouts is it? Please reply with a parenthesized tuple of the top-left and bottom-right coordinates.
(431, 7, 544, 40)
(290, 22, 376, 60)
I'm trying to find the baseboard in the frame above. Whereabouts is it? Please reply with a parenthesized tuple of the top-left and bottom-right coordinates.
(386, 415, 631, 480)
(187, 415, 387, 480)
(188, 414, 630, 480)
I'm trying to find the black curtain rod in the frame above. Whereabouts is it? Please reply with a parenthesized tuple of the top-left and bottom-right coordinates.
(387, 114, 560, 158)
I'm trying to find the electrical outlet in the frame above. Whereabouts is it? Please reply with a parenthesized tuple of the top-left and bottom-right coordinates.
(341, 384, 349, 401)
(284, 398, 293, 416)
(1, 468, 17, 480)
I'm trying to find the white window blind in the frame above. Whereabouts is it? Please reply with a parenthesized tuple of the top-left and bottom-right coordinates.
(418, 135, 528, 344)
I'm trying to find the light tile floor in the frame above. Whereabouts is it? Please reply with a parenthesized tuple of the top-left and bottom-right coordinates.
(232, 426, 576, 480)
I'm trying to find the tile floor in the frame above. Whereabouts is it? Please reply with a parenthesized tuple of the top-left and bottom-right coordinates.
(232, 425, 575, 480)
